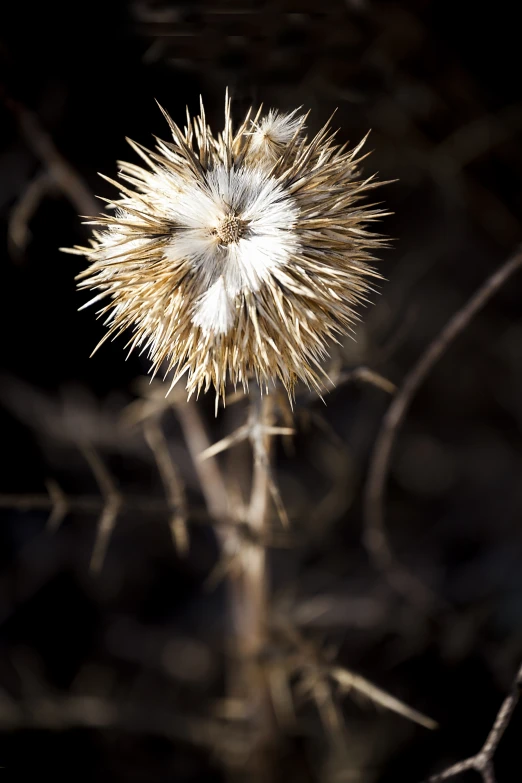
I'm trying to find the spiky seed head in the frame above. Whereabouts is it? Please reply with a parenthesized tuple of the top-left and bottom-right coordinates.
(66, 93, 387, 403)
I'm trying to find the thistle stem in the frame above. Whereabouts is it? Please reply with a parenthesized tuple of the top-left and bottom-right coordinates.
(177, 392, 276, 779)
(245, 393, 274, 650)
(227, 392, 275, 781)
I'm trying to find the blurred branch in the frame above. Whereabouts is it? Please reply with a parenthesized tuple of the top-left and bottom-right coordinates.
(144, 418, 189, 555)
(301, 363, 397, 404)
(14, 103, 99, 218)
(44, 478, 69, 533)
(0, 691, 231, 752)
(173, 397, 230, 522)
(128, 382, 286, 778)
(8, 170, 56, 258)
(434, 104, 522, 174)
(329, 365, 397, 395)
(0, 491, 192, 517)
(332, 666, 436, 730)
(1, 87, 98, 219)
(425, 661, 522, 782)
(123, 379, 231, 524)
(364, 246, 522, 608)
(276, 622, 436, 737)
(80, 444, 122, 573)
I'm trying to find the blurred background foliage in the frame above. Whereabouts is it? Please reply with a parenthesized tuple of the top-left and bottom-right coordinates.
(1, 1, 522, 781)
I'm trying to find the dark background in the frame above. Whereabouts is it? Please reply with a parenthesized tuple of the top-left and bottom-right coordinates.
(1, 1, 522, 781)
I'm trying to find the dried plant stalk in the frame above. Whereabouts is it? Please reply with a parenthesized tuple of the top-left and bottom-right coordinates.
(224, 393, 276, 780)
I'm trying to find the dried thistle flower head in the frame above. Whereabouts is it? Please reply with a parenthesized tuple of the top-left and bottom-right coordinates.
(66, 94, 387, 403)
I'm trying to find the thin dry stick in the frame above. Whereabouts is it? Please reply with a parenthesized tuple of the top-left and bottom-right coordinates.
(425, 662, 522, 782)
(0, 491, 204, 518)
(279, 621, 436, 737)
(364, 247, 522, 607)
(144, 418, 189, 555)
(0, 691, 228, 751)
(173, 398, 229, 521)
(328, 365, 397, 395)
(14, 104, 99, 218)
(44, 479, 69, 533)
(1, 85, 99, 219)
(332, 666, 437, 730)
(8, 170, 56, 257)
(80, 444, 122, 573)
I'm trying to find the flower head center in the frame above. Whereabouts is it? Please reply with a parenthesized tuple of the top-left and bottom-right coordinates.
(214, 214, 246, 245)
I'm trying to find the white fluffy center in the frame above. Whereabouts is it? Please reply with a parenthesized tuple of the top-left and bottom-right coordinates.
(164, 165, 299, 334)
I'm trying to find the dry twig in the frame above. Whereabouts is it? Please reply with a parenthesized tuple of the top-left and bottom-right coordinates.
(425, 662, 522, 782)
(0, 490, 202, 519)
(331, 365, 397, 395)
(80, 444, 122, 573)
(13, 102, 99, 218)
(173, 397, 230, 522)
(364, 247, 522, 607)
(44, 478, 69, 533)
(8, 170, 56, 257)
(277, 622, 436, 737)
(143, 418, 189, 555)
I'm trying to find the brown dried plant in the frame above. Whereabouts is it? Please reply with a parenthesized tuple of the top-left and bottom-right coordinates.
(63, 93, 387, 403)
